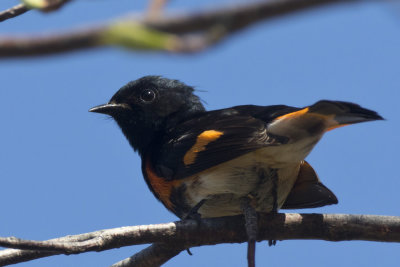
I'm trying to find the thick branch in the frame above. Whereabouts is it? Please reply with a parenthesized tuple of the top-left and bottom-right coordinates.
(0, 213, 399, 266)
(0, 0, 359, 57)
(0, 4, 29, 22)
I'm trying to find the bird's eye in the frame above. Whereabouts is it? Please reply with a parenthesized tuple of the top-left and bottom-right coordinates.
(140, 89, 156, 103)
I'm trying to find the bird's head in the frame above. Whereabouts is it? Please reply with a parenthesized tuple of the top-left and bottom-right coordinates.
(90, 76, 205, 154)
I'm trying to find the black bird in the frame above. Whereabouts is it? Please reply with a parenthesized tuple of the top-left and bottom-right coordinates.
(90, 76, 383, 219)
(90, 76, 383, 266)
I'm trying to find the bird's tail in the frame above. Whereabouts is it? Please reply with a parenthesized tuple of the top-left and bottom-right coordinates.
(307, 100, 384, 131)
(268, 100, 383, 138)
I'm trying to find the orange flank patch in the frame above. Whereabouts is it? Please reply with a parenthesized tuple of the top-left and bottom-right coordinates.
(145, 160, 183, 211)
(183, 130, 224, 165)
(276, 107, 310, 121)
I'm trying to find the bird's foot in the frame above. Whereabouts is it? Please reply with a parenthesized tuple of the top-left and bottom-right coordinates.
(182, 199, 206, 222)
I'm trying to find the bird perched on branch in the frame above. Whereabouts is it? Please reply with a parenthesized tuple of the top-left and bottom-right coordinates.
(90, 76, 382, 265)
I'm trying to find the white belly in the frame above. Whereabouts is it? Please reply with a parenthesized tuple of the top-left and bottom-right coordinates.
(181, 137, 320, 218)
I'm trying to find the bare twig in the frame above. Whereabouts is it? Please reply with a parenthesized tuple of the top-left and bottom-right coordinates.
(0, 0, 73, 23)
(1, 213, 400, 266)
(147, 0, 169, 19)
(0, 0, 359, 57)
(0, 27, 105, 57)
(0, 4, 30, 22)
(145, 0, 356, 34)
(110, 243, 185, 267)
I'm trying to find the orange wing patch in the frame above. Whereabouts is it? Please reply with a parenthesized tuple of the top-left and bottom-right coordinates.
(145, 160, 183, 211)
(183, 130, 224, 165)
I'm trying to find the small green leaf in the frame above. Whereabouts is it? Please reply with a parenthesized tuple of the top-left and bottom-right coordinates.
(100, 21, 178, 51)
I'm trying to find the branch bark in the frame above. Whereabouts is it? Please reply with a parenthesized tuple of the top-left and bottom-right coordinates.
(0, 4, 30, 22)
(110, 243, 185, 267)
(0, 0, 359, 57)
(0, 213, 399, 266)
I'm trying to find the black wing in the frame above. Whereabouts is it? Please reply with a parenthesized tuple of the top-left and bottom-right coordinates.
(153, 105, 298, 180)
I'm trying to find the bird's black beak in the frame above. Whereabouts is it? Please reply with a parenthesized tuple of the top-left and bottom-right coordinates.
(89, 103, 130, 115)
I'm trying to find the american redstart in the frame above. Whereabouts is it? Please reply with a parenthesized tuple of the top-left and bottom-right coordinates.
(90, 76, 383, 219)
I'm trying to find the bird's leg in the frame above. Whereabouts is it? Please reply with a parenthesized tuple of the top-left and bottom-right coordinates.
(182, 199, 206, 221)
(240, 195, 258, 267)
(268, 169, 278, 246)
(181, 199, 206, 256)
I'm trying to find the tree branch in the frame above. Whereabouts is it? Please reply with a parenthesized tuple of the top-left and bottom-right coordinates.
(0, 213, 399, 266)
(147, 0, 170, 19)
(0, 0, 73, 23)
(110, 243, 185, 267)
(0, 4, 30, 23)
(0, 0, 360, 57)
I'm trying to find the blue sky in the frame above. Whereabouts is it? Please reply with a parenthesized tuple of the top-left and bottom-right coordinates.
(1, 0, 399, 266)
